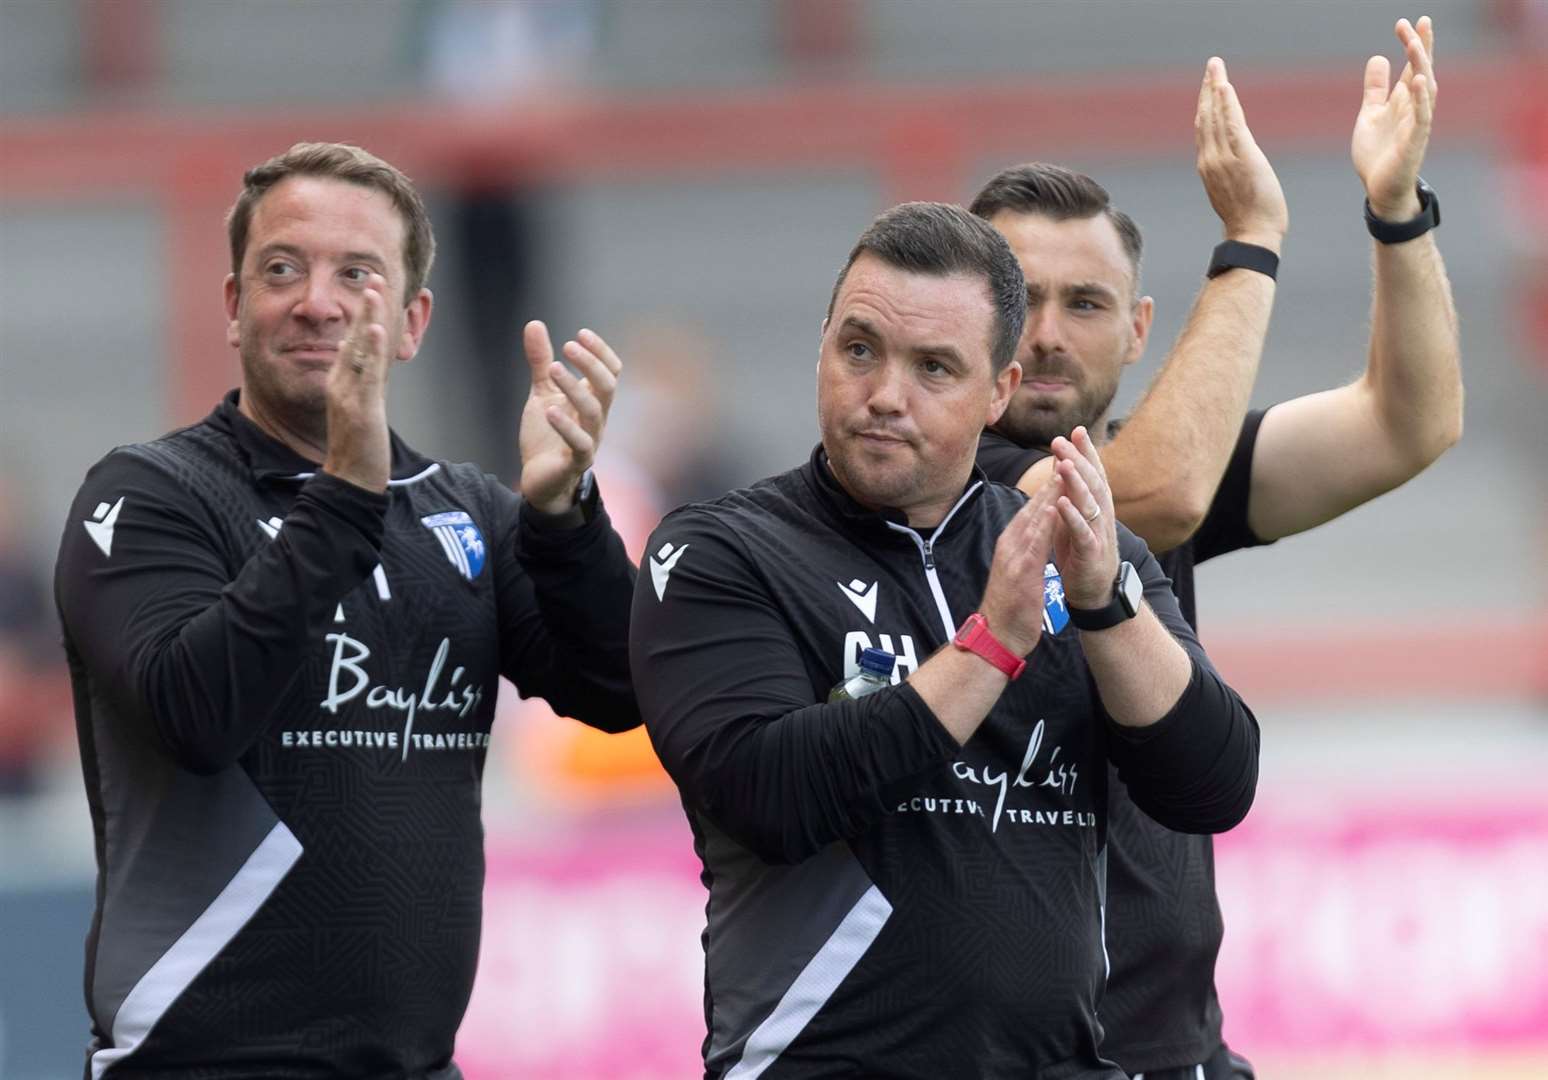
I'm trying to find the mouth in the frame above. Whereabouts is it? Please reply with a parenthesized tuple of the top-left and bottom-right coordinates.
(1024, 378, 1072, 393)
(854, 430, 910, 446)
(281, 343, 341, 365)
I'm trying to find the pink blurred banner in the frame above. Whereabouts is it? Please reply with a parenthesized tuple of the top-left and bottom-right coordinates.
(457, 786, 1548, 1076)
(1216, 787, 1548, 1052)
(457, 810, 706, 1080)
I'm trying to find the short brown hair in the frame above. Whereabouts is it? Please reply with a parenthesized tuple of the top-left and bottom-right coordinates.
(226, 142, 436, 299)
(969, 162, 1143, 289)
(826, 202, 1027, 374)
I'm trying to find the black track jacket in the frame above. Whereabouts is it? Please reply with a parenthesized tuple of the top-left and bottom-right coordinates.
(629, 447, 1259, 1079)
(55, 392, 638, 1078)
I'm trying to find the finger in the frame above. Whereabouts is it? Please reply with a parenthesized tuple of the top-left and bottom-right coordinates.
(543, 405, 597, 461)
(1218, 78, 1257, 156)
(547, 361, 606, 433)
(1056, 459, 1104, 527)
(1207, 62, 1233, 157)
(575, 328, 623, 377)
(1418, 15, 1435, 66)
(1070, 425, 1110, 486)
(341, 283, 389, 379)
(1409, 18, 1437, 97)
(1024, 489, 1059, 560)
(1398, 19, 1433, 93)
(561, 339, 619, 403)
(1195, 60, 1214, 150)
(1003, 482, 1055, 560)
(1197, 58, 1223, 152)
(1394, 19, 1416, 86)
(1412, 72, 1433, 132)
(1363, 55, 1391, 108)
(1057, 437, 1111, 523)
(523, 320, 556, 387)
(1056, 495, 1100, 549)
(1388, 76, 1413, 121)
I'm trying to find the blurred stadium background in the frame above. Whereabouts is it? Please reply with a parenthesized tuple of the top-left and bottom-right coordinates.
(2, 1, 1545, 1077)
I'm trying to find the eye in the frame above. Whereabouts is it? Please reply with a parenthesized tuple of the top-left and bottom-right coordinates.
(342, 266, 371, 284)
(845, 340, 873, 361)
(1071, 298, 1100, 312)
(920, 357, 949, 376)
(264, 260, 298, 280)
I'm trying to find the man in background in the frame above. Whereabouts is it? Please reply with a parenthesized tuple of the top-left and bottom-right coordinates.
(972, 17, 1460, 1079)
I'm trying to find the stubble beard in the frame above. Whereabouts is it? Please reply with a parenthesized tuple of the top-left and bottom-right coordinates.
(238, 332, 330, 448)
(994, 369, 1119, 450)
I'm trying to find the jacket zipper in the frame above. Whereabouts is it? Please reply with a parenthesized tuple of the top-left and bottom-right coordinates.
(885, 482, 981, 641)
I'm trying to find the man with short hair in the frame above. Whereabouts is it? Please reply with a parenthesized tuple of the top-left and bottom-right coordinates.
(971, 20, 1460, 1079)
(630, 201, 1260, 1078)
(55, 141, 640, 1076)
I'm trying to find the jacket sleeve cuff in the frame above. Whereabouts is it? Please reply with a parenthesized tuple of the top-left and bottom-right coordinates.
(521, 470, 599, 533)
(298, 472, 389, 550)
(1105, 658, 1207, 753)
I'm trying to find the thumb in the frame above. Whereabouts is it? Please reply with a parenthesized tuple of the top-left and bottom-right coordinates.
(523, 320, 555, 388)
(1362, 55, 1390, 108)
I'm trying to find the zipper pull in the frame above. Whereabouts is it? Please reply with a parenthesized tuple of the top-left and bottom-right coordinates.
(923, 539, 935, 570)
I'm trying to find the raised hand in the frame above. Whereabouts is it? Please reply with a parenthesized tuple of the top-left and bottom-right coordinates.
(1195, 56, 1288, 249)
(517, 320, 623, 514)
(1353, 16, 1437, 220)
(322, 273, 392, 493)
(978, 476, 1061, 658)
(1047, 427, 1120, 610)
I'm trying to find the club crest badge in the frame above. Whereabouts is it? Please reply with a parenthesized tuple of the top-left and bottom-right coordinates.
(1042, 562, 1069, 634)
(421, 510, 486, 581)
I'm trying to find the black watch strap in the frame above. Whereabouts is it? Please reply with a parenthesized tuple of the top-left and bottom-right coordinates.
(1365, 179, 1440, 244)
(1068, 562, 1142, 631)
(1206, 240, 1279, 281)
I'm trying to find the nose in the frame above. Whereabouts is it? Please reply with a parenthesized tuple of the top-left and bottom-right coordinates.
(866, 360, 908, 416)
(291, 274, 346, 326)
(1025, 303, 1065, 357)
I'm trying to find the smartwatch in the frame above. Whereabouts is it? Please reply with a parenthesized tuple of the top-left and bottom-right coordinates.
(1067, 562, 1142, 631)
(953, 613, 1026, 680)
(1364, 178, 1440, 244)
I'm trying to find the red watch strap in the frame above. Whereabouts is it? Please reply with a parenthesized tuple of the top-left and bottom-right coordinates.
(952, 613, 1026, 680)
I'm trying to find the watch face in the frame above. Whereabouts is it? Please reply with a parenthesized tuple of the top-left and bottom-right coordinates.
(1118, 561, 1143, 616)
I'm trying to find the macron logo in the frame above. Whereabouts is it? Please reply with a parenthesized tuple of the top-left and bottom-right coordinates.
(83, 497, 125, 557)
(837, 578, 878, 623)
(650, 542, 689, 601)
(257, 516, 283, 540)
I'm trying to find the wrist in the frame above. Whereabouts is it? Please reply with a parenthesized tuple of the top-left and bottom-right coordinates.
(321, 461, 388, 495)
(1067, 561, 1143, 632)
(1222, 228, 1284, 255)
(523, 469, 597, 529)
(1364, 178, 1439, 244)
(953, 613, 1027, 681)
(1366, 189, 1422, 222)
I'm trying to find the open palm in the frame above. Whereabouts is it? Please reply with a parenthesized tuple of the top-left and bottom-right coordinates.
(517, 321, 622, 514)
(1352, 17, 1437, 218)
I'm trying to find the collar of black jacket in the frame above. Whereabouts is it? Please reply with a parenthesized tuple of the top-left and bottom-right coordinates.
(803, 443, 988, 534)
(207, 389, 437, 485)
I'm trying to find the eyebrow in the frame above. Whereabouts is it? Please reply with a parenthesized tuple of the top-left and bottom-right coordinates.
(839, 315, 964, 364)
(255, 243, 389, 270)
(1027, 280, 1121, 302)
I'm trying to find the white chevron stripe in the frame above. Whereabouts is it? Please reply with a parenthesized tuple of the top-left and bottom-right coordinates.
(723, 884, 892, 1079)
(90, 823, 303, 1078)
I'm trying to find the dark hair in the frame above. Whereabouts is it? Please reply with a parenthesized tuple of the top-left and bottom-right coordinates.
(826, 202, 1026, 373)
(226, 142, 436, 299)
(969, 162, 1143, 287)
